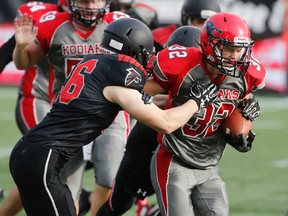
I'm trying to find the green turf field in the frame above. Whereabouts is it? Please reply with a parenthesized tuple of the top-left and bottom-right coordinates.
(0, 86, 288, 216)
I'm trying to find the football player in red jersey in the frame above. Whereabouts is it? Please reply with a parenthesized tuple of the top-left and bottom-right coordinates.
(0, 1, 68, 215)
(9, 17, 218, 216)
(140, 2, 222, 212)
(147, 12, 264, 216)
(153, 0, 221, 53)
(12, 1, 135, 215)
(98, 12, 264, 216)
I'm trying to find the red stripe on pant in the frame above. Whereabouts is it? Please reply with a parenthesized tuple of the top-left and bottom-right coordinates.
(20, 97, 37, 129)
(156, 145, 173, 216)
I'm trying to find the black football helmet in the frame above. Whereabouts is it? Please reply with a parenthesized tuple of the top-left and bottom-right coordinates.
(167, 26, 201, 48)
(68, 0, 111, 27)
(181, 0, 221, 25)
(101, 18, 154, 67)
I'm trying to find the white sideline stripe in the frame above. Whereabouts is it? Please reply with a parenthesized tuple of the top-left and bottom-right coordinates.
(0, 147, 12, 159)
(272, 159, 288, 168)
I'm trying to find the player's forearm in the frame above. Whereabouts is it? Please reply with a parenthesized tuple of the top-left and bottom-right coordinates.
(156, 100, 198, 134)
(13, 44, 32, 69)
(0, 35, 16, 73)
(0, 35, 15, 58)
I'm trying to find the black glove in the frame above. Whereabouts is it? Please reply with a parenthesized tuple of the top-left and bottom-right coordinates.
(225, 131, 256, 153)
(239, 96, 260, 122)
(141, 91, 153, 104)
(189, 83, 218, 109)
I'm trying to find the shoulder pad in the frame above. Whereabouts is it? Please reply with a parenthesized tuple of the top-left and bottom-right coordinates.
(156, 46, 201, 75)
(134, 2, 157, 12)
(102, 11, 130, 24)
(245, 56, 266, 91)
(36, 11, 70, 52)
(118, 54, 147, 75)
(18, 2, 59, 22)
(109, 54, 147, 91)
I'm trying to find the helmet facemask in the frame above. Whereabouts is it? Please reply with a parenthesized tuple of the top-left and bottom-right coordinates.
(136, 46, 154, 69)
(69, 0, 110, 27)
(201, 13, 254, 78)
(206, 38, 253, 78)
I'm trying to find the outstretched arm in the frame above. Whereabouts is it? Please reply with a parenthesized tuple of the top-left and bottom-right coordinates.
(104, 86, 198, 134)
(13, 13, 44, 69)
(0, 35, 15, 73)
(103, 83, 218, 134)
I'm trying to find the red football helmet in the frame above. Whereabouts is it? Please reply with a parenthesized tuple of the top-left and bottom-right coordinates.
(200, 12, 254, 77)
(68, 0, 111, 27)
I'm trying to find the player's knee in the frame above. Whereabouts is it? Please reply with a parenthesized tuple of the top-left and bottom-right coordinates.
(96, 175, 114, 188)
(96, 201, 119, 216)
(96, 198, 134, 216)
(109, 186, 136, 215)
(111, 196, 135, 215)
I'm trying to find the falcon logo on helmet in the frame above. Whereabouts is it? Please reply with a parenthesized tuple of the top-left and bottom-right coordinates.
(205, 21, 222, 39)
(200, 12, 254, 78)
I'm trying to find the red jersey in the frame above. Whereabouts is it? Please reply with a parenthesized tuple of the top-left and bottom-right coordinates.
(34, 11, 129, 99)
(152, 24, 178, 53)
(16, 2, 62, 130)
(18, 1, 59, 19)
(152, 45, 266, 168)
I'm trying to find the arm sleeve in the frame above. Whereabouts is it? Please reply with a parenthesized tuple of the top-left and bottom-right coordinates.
(0, 35, 15, 73)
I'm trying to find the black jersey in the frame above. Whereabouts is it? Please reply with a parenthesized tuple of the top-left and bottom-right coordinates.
(21, 54, 147, 158)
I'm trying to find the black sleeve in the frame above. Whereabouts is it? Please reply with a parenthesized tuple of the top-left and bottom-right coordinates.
(0, 34, 15, 73)
(109, 56, 147, 92)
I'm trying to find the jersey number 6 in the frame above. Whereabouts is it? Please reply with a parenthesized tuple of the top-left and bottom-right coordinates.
(56, 59, 98, 104)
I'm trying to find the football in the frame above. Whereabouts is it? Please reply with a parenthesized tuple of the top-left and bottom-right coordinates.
(221, 108, 253, 138)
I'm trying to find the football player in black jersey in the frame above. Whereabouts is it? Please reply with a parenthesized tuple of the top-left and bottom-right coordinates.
(96, 25, 202, 216)
(9, 18, 218, 216)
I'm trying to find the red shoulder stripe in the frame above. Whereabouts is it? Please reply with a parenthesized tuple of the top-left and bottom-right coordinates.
(118, 54, 147, 77)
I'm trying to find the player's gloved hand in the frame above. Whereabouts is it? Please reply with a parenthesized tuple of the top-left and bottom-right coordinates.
(239, 96, 260, 122)
(189, 83, 218, 109)
(225, 131, 256, 152)
(141, 91, 153, 104)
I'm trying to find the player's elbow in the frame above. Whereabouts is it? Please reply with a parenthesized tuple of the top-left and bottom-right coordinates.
(155, 123, 176, 134)
(14, 62, 28, 70)
(13, 49, 32, 69)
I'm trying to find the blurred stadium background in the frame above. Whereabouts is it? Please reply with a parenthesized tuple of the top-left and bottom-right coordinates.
(1, 0, 288, 215)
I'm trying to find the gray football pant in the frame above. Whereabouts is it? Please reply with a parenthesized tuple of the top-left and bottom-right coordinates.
(92, 111, 129, 187)
(150, 145, 229, 216)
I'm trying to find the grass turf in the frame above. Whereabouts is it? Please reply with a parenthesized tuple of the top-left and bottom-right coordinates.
(0, 86, 287, 216)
